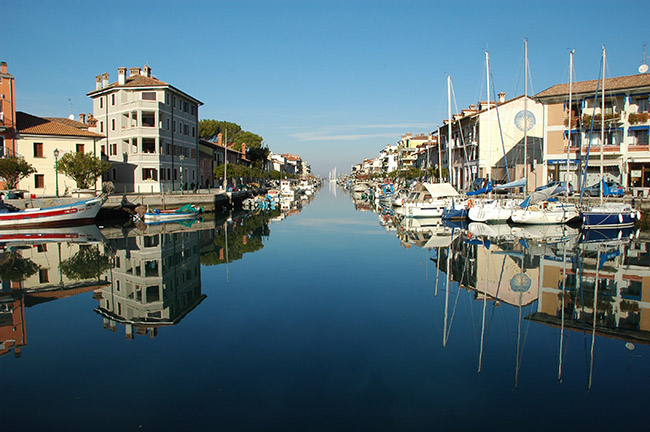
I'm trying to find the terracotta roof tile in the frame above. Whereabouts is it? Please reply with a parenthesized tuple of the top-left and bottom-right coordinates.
(44, 117, 89, 130)
(535, 73, 650, 99)
(17, 112, 104, 138)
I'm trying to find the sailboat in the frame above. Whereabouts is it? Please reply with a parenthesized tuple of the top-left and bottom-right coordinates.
(580, 47, 641, 229)
(467, 50, 524, 223)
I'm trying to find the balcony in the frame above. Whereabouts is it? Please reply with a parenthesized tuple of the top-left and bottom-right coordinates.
(628, 112, 649, 125)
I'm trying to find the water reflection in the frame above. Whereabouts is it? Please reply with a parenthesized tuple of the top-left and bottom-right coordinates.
(356, 191, 650, 389)
(0, 196, 309, 354)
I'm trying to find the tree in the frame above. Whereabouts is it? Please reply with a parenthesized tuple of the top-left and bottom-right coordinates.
(232, 131, 263, 151)
(0, 251, 39, 282)
(61, 245, 112, 281)
(56, 152, 111, 189)
(199, 120, 242, 141)
(199, 120, 264, 151)
(0, 156, 36, 190)
(247, 146, 270, 171)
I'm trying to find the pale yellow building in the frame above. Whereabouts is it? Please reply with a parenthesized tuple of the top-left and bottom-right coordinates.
(15, 112, 104, 196)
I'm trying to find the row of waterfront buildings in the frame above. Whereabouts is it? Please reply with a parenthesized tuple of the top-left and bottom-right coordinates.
(354, 71, 650, 196)
(0, 62, 310, 196)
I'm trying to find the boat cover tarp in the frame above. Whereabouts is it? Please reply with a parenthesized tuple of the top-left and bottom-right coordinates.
(422, 183, 460, 198)
(494, 177, 526, 190)
(519, 184, 559, 208)
(467, 181, 492, 196)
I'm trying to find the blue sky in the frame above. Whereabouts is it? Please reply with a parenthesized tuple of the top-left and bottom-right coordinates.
(2, 0, 648, 176)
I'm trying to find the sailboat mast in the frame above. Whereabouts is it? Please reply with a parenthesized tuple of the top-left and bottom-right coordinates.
(486, 51, 492, 188)
(600, 47, 606, 205)
(524, 39, 528, 194)
(448, 75, 453, 185)
(437, 126, 443, 183)
(566, 50, 574, 197)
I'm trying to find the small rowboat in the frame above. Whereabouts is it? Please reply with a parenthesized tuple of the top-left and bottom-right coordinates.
(134, 204, 202, 224)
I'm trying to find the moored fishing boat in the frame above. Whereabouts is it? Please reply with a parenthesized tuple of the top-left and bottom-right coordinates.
(0, 195, 108, 229)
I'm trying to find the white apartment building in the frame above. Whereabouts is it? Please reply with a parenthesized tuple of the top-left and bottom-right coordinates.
(87, 66, 202, 193)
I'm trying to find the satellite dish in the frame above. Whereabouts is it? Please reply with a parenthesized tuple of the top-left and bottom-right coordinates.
(68, 114, 75, 120)
(639, 64, 649, 74)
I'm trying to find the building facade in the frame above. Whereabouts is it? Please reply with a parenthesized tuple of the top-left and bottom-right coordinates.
(87, 66, 202, 193)
(0, 61, 17, 159)
(535, 73, 650, 196)
(436, 95, 544, 193)
(15, 112, 104, 195)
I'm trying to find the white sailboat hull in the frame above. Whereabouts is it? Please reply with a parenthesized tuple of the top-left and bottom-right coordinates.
(510, 203, 579, 225)
(467, 199, 518, 223)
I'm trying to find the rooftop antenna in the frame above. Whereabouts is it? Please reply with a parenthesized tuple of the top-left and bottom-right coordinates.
(639, 42, 648, 74)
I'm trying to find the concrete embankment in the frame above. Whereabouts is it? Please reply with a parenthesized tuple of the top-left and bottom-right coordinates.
(5, 188, 262, 222)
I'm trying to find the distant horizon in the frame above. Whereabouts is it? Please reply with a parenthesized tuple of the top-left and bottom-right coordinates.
(3, 0, 648, 177)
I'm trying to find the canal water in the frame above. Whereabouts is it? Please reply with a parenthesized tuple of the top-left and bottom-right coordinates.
(1, 183, 649, 431)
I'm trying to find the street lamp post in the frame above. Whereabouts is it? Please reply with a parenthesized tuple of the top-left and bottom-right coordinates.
(53, 148, 60, 197)
(179, 154, 185, 195)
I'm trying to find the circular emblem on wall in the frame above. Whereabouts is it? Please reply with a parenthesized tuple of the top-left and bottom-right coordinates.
(514, 110, 536, 132)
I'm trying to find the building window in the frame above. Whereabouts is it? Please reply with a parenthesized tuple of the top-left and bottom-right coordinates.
(111, 94, 115, 105)
(142, 92, 156, 101)
(173, 121, 176, 132)
(39, 269, 49, 283)
(184, 124, 188, 135)
(142, 138, 156, 154)
(635, 96, 650, 113)
(165, 93, 170, 104)
(112, 168, 117, 180)
(110, 143, 117, 156)
(76, 144, 84, 153)
(192, 126, 195, 137)
(142, 168, 158, 181)
(36, 244, 47, 252)
(167, 118, 170, 130)
(166, 143, 171, 155)
(100, 121, 104, 133)
(111, 119, 115, 130)
(35, 174, 44, 188)
(100, 97, 103, 109)
(33, 142, 43, 158)
(142, 112, 155, 127)
(630, 128, 649, 146)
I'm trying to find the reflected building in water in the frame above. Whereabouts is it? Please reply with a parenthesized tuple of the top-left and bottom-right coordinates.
(532, 232, 650, 344)
(95, 230, 205, 339)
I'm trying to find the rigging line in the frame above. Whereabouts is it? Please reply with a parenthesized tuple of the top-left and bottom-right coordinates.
(484, 250, 508, 347)
(579, 53, 603, 204)
(446, 244, 469, 342)
(489, 67, 511, 183)
(450, 78, 471, 165)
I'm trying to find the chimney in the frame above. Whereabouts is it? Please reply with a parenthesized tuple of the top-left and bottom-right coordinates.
(142, 65, 152, 77)
(498, 92, 506, 103)
(217, 132, 222, 147)
(0, 62, 6, 73)
(241, 143, 246, 156)
(96, 74, 103, 90)
(118, 67, 126, 85)
(129, 67, 141, 77)
(79, 113, 86, 124)
(102, 73, 109, 88)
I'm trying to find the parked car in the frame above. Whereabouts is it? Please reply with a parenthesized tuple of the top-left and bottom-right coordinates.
(535, 181, 574, 196)
(584, 180, 624, 197)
